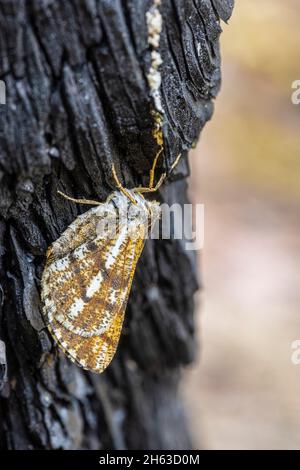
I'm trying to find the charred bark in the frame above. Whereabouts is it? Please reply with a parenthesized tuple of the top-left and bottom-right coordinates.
(0, 0, 233, 450)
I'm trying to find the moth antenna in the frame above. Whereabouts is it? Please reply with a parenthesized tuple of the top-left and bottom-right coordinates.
(111, 164, 137, 205)
(149, 147, 163, 190)
(169, 153, 182, 173)
(133, 153, 182, 194)
(57, 190, 102, 206)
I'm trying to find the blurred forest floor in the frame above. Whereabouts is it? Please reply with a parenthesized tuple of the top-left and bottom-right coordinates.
(183, 0, 300, 449)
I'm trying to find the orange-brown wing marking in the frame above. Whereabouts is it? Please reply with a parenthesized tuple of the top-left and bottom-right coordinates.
(46, 233, 145, 373)
(42, 224, 139, 337)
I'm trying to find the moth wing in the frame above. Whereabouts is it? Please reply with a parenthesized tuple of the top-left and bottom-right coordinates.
(42, 209, 140, 335)
(49, 298, 126, 373)
(48, 206, 101, 260)
(46, 234, 145, 373)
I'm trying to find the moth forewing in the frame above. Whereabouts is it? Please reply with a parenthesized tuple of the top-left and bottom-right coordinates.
(45, 231, 146, 372)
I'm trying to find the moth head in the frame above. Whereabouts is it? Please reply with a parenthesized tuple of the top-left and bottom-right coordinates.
(129, 192, 160, 219)
(143, 198, 161, 229)
(131, 194, 161, 238)
(107, 191, 160, 236)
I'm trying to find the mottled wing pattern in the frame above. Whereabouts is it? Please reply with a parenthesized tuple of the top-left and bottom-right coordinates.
(48, 206, 104, 259)
(41, 211, 146, 373)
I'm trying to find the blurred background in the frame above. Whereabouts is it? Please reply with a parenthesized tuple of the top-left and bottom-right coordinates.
(183, 0, 300, 449)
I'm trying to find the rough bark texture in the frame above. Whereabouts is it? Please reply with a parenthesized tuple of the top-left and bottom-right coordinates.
(0, 0, 233, 450)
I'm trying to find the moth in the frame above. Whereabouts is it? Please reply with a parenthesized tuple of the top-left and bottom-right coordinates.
(41, 151, 181, 373)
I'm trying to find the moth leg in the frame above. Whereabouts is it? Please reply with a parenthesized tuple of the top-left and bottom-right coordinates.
(57, 191, 102, 206)
(133, 173, 166, 194)
(168, 152, 182, 174)
(131, 147, 163, 194)
(133, 153, 182, 194)
(148, 147, 164, 190)
(111, 164, 137, 204)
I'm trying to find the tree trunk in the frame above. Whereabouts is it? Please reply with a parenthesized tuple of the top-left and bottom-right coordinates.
(0, 0, 233, 450)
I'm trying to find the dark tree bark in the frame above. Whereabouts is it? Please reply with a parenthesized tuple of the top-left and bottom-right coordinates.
(0, 0, 233, 450)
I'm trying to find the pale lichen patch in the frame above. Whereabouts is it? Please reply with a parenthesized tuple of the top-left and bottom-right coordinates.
(146, 0, 164, 116)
